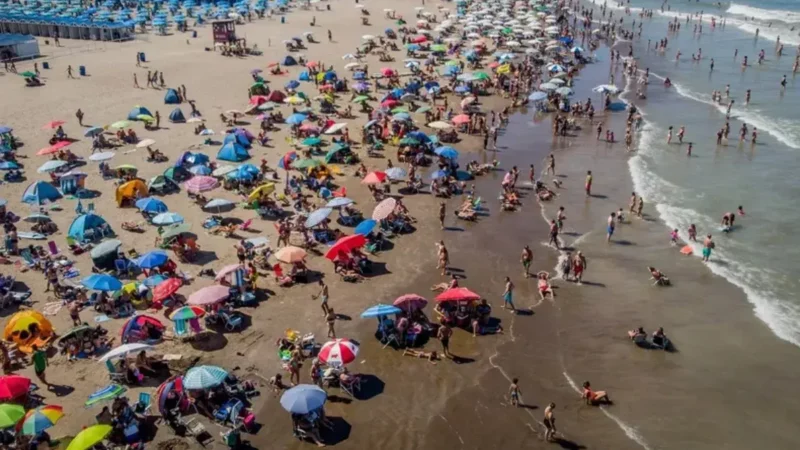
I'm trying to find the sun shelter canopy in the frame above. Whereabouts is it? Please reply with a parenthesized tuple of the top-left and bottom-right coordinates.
(217, 142, 250, 162)
(169, 108, 186, 123)
(120, 315, 165, 344)
(127, 106, 153, 120)
(21, 181, 62, 205)
(116, 180, 147, 206)
(164, 88, 180, 104)
(68, 213, 110, 241)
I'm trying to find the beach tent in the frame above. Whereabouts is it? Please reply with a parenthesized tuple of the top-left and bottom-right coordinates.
(115, 180, 147, 206)
(282, 55, 298, 66)
(21, 181, 62, 205)
(217, 142, 250, 162)
(164, 88, 180, 104)
(228, 163, 260, 181)
(90, 239, 122, 271)
(127, 106, 153, 120)
(148, 175, 178, 193)
(176, 151, 209, 167)
(266, 90, 286, 103)
(223, 132, 250, 148)
(120, 315, 164, 344)
(298, 71, 311, 82)
(68, 213, 110, 242)
(163, 166, 192, 183)
(168, 108, 186, 123)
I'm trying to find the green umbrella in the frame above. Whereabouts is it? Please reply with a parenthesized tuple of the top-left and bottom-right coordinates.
(111, 121, 130, 129)
(445, 60, 460, 66)
(501, 27, 513, 34)
(19, 71, 37, 78)
(257, 102, 278, 111)
(473, 71, 490, 81)
(415, 106, 432, 114)
(391, 107, 409, 114)
(136, 114, 154, 122)
(66, 424, 112, 450)
(352, 95, 370, 104)
(325, 147, 346, 163)
(302, 137, 322, 147)
(398, 137, 420, 146)
(431, 44, 447, 52)
(251, 82, 265, 89)
(293, 158, 322, 169)
(0, 404, 25, 429)
(161, 223, 192, 240)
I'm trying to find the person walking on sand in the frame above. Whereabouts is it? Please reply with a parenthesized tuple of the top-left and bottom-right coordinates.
(501, 276, 516, 313)
(585, 170, 593, 197)
(546, 154, 556, 176)
(328, 29, 333, 42)
(146, 71, 152, 88)
(607, 212, 617, 242)
(521, 245, 533, 278)
(155, 111, 161, 129)
(702, 234, 714, 262)
(438, 201, 446, 230)
(436, 240, 449, 276)
(509, 378, 522, 407)
(544, 403, 557, 442)
(133, 73, 140, 88)
(159, 72, 165, 88)
(136, 53, 141, 67)
(312, 279, 330, 316)
(75, 109, 84, 126)
(326, 308, 337, 338)
(67, 65, 75, 79)
(31, 345, 52, 389)
(437, 321, 453, 358)
(548, 219, 559, 249)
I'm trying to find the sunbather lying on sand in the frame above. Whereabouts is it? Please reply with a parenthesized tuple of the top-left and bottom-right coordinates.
(403, 349, 439, 363)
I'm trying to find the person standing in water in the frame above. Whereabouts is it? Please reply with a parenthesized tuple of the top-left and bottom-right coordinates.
(585, 171, 593, 197)
(703, 234, 715, 262)
(544, 403, 557, 442)
(501, 276, 516, 313)
(521, 245, 533, 278)
(629, 192, 637, 214)
(546, 154, 556, 176)
(509, 378, 522, 407)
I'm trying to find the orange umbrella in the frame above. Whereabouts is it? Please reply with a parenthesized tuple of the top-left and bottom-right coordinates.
(275, 246, 307, 264)
(325, 235, 367, 260)
(152, 278, 182, 303)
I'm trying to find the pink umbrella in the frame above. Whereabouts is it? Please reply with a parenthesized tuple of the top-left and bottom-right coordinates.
(451, 114, 470, 125)
(299, 123, 321, 133)
(214, 264, 245, 282)
(380, 67, 395, 76)
(393, 294, 428, 312)
(372, 197, 397, 220)
(187, 285, 230, 306)
(361, 171, 387, 185)
(184, 176, 219, 192)
(318, 339, 359, 366)
(381, 99, 399, 108)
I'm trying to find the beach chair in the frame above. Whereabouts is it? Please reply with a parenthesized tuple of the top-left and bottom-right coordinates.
(219, 311, 243, 331)
(105, 359, 126, 383)
(239, 219, 253, 231)
(134, 392, 152, 416)
(46, 240, 60, 256)
(340, 374, 362, 398)
(184, 417, 214, 446)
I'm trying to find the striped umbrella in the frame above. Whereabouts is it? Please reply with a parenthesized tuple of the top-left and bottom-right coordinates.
(169, 305, 205, 321)
(371, 197, 397, 220)
(184, 175, 219, 192)
(85, 384, 127, 407)
(184, 365, 229, 390)
(18, 405, 64, 435)
(318, 339, 359, 366)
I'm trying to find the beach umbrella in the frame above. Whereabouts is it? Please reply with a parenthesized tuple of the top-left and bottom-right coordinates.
(275, 246, 307, 264)
(385, 167, 408, 180)
(325, 235, 367, 260)
(81, 274, 122, 292)
(84, 127, 103, 137)
(0, 161, 19, 170)
(203, 198, 235, 212)
(435, 146, 459, 160)
(188, 285, 230, 306)
(185, 176, 219, 192)
(136, 139, 156, 148)
(305, 207, 333, 228)
(435, 287, 481, 302)
(354, 219, 377, 236)
(393, 294, 428, 312)
(352, 95, 370, 104)
(19, 71, 36, 78)
(415, 106, 432, 114)
(539, 82, 558, 91)
(142, 274, 167, 288)
(302, 136, 322, 147)
(556, 86, 574, 96)
(98, 343, 152, 363)
(89, 151, 115, 162)
(135, 197, 168, 213)
(199, 129, 215, 136)
(360, 304, 402, 318)
(110, 121, 130, 129)
(0, 404, 25, 429)
(325, 123, 348, 135)
(189, 165, 212, 176)
(326, 197, 354, 208)
(292, 158, 322, 170)
(318, 339, 359, 366)
(152, 278, 183, 303)
(85, 384, 127, 407)
(361, 171, 387, 185)
(0, 126, 12, 134)
(285, 80, 300, 90)
(0, 376, 31, 402)
(152, 212, 184, 226)
(593, 84, 620, 94)
(66, 424, 112, 450)
(285, 113, 307, 125)
(528, 91, 548, 101)
(133, 249, 169, 268)
(372, 197, 397, 220)
(169, 305, 205, 321)
(212, 165, 237, 177)
(184, 365, 229, 390)
(428, 121, 453, 130)
(37, 141, 71, 155)
(451, 114, 470, 125)
(280, 385, 327, 414)
(549, 78, 565, 86)
(36, 160, 68, 174)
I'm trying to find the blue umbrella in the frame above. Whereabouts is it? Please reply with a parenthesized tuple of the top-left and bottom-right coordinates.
(142, 274, 167, 287)
(454, 85, 470, 94)
(285, 113, 307, 125)
(189, 165, 212, 175)
(385, 167, 408, 180)
(352, 71, 366, 80)
(134, 250, 169, 269)
(81, 274, 123, 291)
(135, 197, 168, 213)
(0, 126, 12, 134)
(305, 207, 333, 228)
(528, 91, 548, 102)
(152, 212, 184, 226)
(0, 161, 19, 170)
(435, 146, 459, 160)
(430, 169, 448, 180)
(325, 197, 354, 208)
(280, 384, 327, 414)
(354, 219, 377, 236)
(84, 127, 104, 137)
(392, 112, 411, 121)
(285, 79, 300, 90)
(361, 304, 402, 318)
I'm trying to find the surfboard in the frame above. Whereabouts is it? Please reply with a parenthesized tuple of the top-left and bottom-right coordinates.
(17, 232, 46, 240)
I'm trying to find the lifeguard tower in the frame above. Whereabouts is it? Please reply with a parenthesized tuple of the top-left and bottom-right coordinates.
(212, 19, 237, 44)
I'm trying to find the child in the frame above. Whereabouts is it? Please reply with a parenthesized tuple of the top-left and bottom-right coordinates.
(688, 224, 697, 241)
(737, 205, 745, 216)
(509, 378, 521, 407)
(617, 208, 625, 223)
(670, 229, 679, 246)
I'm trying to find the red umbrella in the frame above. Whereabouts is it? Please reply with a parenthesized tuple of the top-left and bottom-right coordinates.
(249, 95, 268, 105)
(361, 171, 387, 185)
(319, 84, 334, 92)
(0, 375, 32, 401)
(318, 339, 359, 365)
(451, 114, 471, 125)
(267, 62, 280, 67)
(381, 99, 399, 108)
(488, 61, 500, 69)
(380, 67, 396, 77)
(411, 35, 427, 44)
(435, 287, 481, 303)
(306, 61, 319, 68)
(325, 235, 367, 260)
(37, 141, 71, 156)
(42, 120, 65, 130)
(152, 278, 183, 303)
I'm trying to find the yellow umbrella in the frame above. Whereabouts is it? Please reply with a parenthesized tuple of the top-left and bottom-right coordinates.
(284, 96, 304, 105)
(66, 424, 112, 450)
(136, 114, 154, 122)
(496, 64, 511, 75)
(247, 183, 276, 201)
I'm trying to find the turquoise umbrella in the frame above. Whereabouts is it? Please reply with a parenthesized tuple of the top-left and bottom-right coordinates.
(184, 365, 229, 390)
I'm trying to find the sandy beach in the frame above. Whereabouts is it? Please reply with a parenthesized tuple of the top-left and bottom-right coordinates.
(2, 0, 800, 449)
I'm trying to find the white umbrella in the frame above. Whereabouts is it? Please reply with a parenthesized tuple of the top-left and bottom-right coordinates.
(342, 54, 356, 60)
(344, 62, 362, 70)
(212, 165, 237, 177)
(362, 34, 375, 40)
(428, 121, 453, 129)
(136, 139, 156, 148)
(89, 151, 115, 162)
(549, 78, 565, 85)
(187, 117, 205, 123)
(98, 343, 153, 362)
(324, 123, 348, 134)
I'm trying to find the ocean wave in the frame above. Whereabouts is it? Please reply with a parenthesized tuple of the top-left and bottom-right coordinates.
(725, 18, 800, 46)
(655, 204, 800, 348)
(727, 3, 800, 23)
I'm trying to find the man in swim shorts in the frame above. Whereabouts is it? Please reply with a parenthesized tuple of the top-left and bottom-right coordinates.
(544, 403, 557, 441)
(703, 234, 714, 262)
(502, 277, 516, 313)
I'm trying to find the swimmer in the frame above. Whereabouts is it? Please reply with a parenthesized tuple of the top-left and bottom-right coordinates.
(738, 205, 745, 216)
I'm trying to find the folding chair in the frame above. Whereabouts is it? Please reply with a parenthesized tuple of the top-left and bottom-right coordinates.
(220, 311, 243, 332)
(134, 392, 152, 416)
(105, 359, 126, 383)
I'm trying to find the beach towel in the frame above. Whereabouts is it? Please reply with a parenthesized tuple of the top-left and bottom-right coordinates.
(94, 314, 111, 323)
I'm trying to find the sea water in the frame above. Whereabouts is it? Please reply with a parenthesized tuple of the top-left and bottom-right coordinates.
(597, 0, 800, 346)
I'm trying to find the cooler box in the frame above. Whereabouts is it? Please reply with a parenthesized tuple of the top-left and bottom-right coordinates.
(78, 66, 86, 76)
(42, 62, 49, 69)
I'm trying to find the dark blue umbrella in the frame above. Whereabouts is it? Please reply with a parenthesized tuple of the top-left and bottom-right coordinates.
(134, 250, 169, 269)
(354, 219, 377, 235)
(135, 197, 168, 213)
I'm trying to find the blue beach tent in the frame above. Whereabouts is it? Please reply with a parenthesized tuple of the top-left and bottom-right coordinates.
(169, 108, 186, 123)
(68, 213, 109, 241)
(282, 55, 297, 66)
(21, 181, 62, 205)
(217, 142, 250, 162)
(127, 106, 153, 120)
(164, 88, 180, 104)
